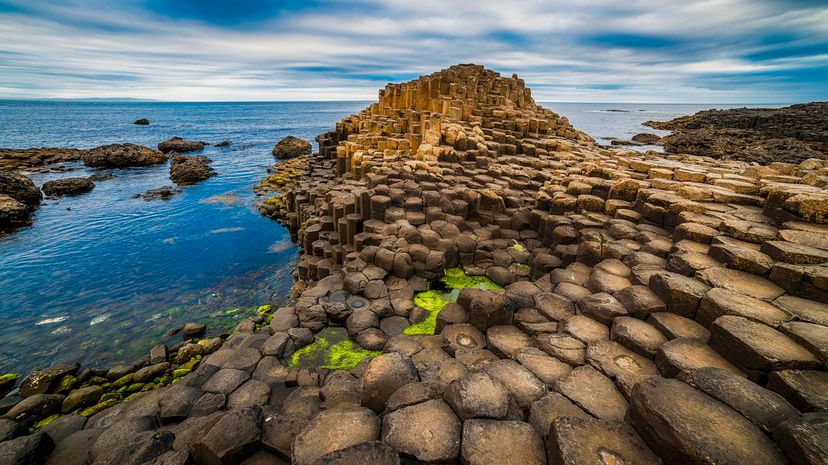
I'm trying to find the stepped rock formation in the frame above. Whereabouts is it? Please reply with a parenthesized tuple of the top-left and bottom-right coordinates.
(3, 65, 828, 465)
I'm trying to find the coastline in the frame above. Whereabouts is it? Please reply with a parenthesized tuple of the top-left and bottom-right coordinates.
(0, 65, 826, 464)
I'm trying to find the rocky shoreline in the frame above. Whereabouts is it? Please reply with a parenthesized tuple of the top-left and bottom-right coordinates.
(645, 102, 828, 165)
(2, 64, 828, 464)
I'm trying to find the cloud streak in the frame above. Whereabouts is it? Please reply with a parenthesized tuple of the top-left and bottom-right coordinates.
(0, 0, 826, 102)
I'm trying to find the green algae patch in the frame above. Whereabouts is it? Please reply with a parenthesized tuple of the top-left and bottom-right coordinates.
(32, 414, 61, 432)
(405, 267, 501, 336)
(287, 327, 380, 371)
(509, 241, 526, 252)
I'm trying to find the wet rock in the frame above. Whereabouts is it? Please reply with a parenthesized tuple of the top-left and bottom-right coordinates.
(133, 362, 171, 383)
(169, 154, 216, 185)
(361, 352, 418, 412)
(215, 140, 231, 147)
(61, 385, 103, 413)
(18, 362, 77, 397)
(193, 406, 262, 465)
(381, 399, 461, 462)
(134, 118, 150, 125)
(183, 322, 207, 340)
(41, 177, 95, 197)
(292, 407, 381, 465)
(629, 377, 786, 465)
(5, 393, 65, 422)
(0, 432, 54, 465)
(82, 143, 166, 168)
(461, 419, 546, 465)
(133, 186, 181, 201)
(442, 371, 509, 420)
(158, 137, 205, 154)
(272, 136, 311, 160)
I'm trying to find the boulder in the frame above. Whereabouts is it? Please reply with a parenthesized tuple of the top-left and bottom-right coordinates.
(41, 177, 95, 197)
(18, 363, 77, 398)
(82, 143, 166, 168)
(5, 393, 65, 422)
(272, 136, 311, 160)
(158, 137, 205, 154)
(61, 385, 103, 413)
(134, 118, 150, 125)
(169, 154, 216, 185)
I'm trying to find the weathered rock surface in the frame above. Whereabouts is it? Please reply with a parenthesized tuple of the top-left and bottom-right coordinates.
(158, 137, 206, 154)
(646, 102, 828, 164)
(169, 154, 216, 185)
(0, 171, 41, 229)
(0, 147, 86, 171)
(81, 143, 166, 168)
(41, 177, 95, 197)
(272, 136, 312, 160)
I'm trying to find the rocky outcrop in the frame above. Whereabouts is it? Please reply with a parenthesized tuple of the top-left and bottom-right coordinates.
(81, 144, 166, 168)
(158, 137, 206, 154)
(0, 171, 42, 230)
(169, 155, 216, 186)
(132, 186, 181, 201)
(0, 148, 87, 172)
(646, 102, 828, 164)
(3, 64, 827, 465)
(133, 119, 150, 125)
(272, 136, 311, 160)
(41, 178, 95, 197)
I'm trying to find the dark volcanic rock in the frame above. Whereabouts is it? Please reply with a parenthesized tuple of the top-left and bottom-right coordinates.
(0, 432, 54, 465)
(632, 133, 662, 144)
(82, 143, 166, 168)
(193, 405, 263, 465)
(41, 177, 95, 197)
(169, 154, 216, 185)
(215, 140, 231, 147)
(158, 137, 206, 154)
(291, 407, 381, 465)
(134, 119, 150, 125)
(133, 186, 181, 201)
(645, 102, 828, 164)
(1, 171, 42, 229)
(0, 147, 86, 171)
(272, 136, 312, 160)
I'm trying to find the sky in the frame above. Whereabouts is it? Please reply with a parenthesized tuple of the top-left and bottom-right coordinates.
(0, 0, 827, 103)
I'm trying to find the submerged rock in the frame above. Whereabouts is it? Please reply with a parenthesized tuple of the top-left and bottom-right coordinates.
(81, 144, 166, 168)
(133, 119, 150, 125)
(169, 154, 216, 185)
(272, 136, 311, 160)
(0, 147, 87, 171)
(41, 177, 95, 197)
(157, 137, 205, 154)
(132, 186, 181, 201)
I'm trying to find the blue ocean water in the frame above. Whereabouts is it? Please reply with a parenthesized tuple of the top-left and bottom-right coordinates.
(0, 100, 757, 376)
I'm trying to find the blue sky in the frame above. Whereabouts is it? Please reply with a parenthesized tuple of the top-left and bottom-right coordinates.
(0, 0, 826, 103)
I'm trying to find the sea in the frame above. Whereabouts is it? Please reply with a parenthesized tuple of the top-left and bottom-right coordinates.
(0, 100, 764, 377)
